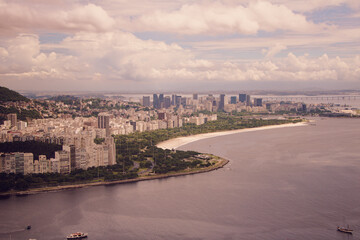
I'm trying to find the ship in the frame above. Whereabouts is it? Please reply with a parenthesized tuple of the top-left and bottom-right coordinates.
(337, 226, 353, 234)
(66, 232, 88, 239)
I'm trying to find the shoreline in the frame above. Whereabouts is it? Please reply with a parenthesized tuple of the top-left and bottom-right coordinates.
(0, 158, 229, 197)
(0, 121, 308, 197)
(157, 121, 308, 150)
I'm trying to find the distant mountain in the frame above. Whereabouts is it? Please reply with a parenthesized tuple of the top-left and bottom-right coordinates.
(0, 86, 29, 102)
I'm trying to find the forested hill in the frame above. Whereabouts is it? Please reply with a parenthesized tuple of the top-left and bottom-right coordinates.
(0, 86, 29, 102)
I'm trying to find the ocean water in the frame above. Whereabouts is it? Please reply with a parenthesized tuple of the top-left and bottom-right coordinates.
(0, 117, 359, 240)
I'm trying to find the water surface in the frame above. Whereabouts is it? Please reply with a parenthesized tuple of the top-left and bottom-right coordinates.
(1, 118, 359, 240)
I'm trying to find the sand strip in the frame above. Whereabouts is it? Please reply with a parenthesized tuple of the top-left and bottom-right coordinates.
(157, 122, 308, 150)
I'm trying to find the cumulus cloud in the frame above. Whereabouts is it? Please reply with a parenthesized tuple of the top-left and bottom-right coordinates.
(122, 1, 321, 35)
(0, 1, 115, 35)
(0, 31, 359, 91)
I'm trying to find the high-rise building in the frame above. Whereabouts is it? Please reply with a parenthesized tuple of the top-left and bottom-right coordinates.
(253, 98, 263, 107)
(239, 94, 247, 103)
(55, 150, 70, 174)
(98, 113, 110, 129)
(164, 96, 171, 108)
(70, 145, 76, 171)
(246, 95, 251, 106)
(219, 94, 225, 110)
(98, 113, 110, 137)
(193, 93, 198, 100)
(142, 96, 151, 107)
(15, 152, 25, 174)
(159, 94, 164, 103)
(175, 95, 182, 107)
(7, 113, 17, 127)
(230, 96, 237, 104)
(153, 94, 159, 109)
(171, 94, 176, 105)
(181, 97, 187, 107)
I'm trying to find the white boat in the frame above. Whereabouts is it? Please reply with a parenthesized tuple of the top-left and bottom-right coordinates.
(337, 226, 353, 234)
(66, 232, 88, 239)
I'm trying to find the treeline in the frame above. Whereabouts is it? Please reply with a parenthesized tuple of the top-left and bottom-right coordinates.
(0, 141, 62, 160)
(0, 166, 138, 192)
(123, 115, 302, 147)
(115, 134, 200, 174)
(49, 95, 80, 105)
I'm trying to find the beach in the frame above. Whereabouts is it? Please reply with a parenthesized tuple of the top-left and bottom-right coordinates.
(1, 121, 307, 197)
(157, 121, 308, 150)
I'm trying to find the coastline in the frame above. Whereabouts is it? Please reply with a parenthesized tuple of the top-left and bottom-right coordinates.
(0, 158, 229, 197)
(0, 121, 308, 197)
(157, 121, 308, 150)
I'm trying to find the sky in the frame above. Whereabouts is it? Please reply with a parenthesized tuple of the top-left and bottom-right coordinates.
(0, 0, 359, 92)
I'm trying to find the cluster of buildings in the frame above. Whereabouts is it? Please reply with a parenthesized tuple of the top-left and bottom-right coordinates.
(141, 93, 266, 113)
(0, 113, 116, 175)
(4, 92, 351, 176)
(0, 106, 217, 174)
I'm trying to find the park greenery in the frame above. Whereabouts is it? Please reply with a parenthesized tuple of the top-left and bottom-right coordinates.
(0, 115, 302, 193)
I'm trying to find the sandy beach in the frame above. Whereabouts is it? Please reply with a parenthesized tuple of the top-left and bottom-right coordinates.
(157, 122, 308, 150)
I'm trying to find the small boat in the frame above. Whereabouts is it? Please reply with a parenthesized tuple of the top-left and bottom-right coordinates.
(337, 226, 353, 234)
(26, 225, 31, 230)
(66, 232, 88, 239)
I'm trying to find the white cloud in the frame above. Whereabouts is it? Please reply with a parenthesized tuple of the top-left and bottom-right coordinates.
(0, 31, 359, 90)
(121, 1, 321, 35)
(0, 1, 115, 35)
(262, 43, 287, 58)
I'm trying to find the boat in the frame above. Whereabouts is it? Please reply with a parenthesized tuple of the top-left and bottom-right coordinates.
(66, 232, 88, 239)
(337, 226, 353, 234)
(26, 225, 31, 230)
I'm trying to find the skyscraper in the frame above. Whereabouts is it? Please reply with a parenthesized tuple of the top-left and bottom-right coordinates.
(193, 93, 198, 100)
(70, 145, 76, 171)
(164, 96, 171, 108)
(7, 113, 17, 127)
(175, 95, 182, 107)
(246, 95, 251, 106)
(153, 94, 159, 109)
(142, 96, 151, 107)
(98, 113, 110, 137)
(230, 96, 237, 104)
(171, 94, 176, 105)
(239, 94, 247, 103)
(219, 94, 225, 110)
(98, 113, 110, 129)
(159, 93, 164, 108)
(254, 98, 263, 107)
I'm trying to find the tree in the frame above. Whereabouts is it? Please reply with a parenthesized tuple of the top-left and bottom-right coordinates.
(14, 179, 29, 191)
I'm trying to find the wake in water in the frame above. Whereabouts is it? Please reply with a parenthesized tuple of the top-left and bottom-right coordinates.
(0, 225, 28, 235)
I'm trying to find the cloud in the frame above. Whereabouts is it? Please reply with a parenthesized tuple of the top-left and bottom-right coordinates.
(121, 1, 321, 35)
(262, 43, 287, 58)
(0, 1, 115, 35)
(279, 0, 360, 12)
(0, 31, 359, 91)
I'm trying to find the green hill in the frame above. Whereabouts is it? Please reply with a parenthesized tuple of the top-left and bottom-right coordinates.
(0, 86, 29, 102)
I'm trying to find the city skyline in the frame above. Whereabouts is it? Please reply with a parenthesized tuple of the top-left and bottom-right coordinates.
(0, 0, 359, 92)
